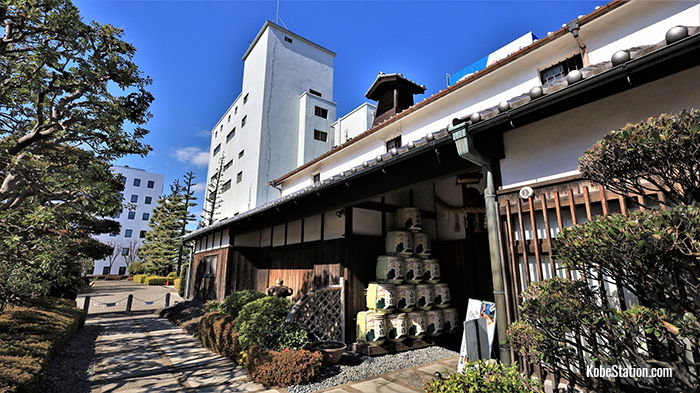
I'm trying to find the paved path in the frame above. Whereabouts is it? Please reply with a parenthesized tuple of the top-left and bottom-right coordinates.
(318, 356, 458, 393)
(78, 280, 183, 314)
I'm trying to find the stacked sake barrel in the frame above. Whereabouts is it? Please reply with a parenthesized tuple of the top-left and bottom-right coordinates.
(357, 207, 459, 347)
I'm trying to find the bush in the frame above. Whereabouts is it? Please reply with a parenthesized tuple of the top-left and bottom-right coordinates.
(236, 297, 310, 351)
(144, 276, 169, 285)
(245, 345, 323, 387)
(166, 272, 178, 278)
(0, 298, 86, 393)
(159, 300, 203, 336)
(203, 300, 221, 314)
(174, 278, 181, 290)
(178, 263, 188, 297)
(198, 312, 241, 362)
(132, 274, 148, 284)
(219, 290, 266, 319)
(424, 360, 543, 393)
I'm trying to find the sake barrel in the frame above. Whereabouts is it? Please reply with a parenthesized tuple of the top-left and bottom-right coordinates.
(407, 311, 427, 339)
(385, 231, 414, 257)
(386, 313, 408, 342)
(396, 284, 416, 312)
(366, 282, 396, 313)
(404, 257, 425, 284)
(416, 284, 434, 310)
(356, 311, 386, 346)
(376, 255, 404, 284)
(433, 283, 451, 308)
(413, 232, 432, 258)
(423, 259, 441, 283)
(426, 309, 444, 337)
(395, 207, 423, 233)
(442, 308, 459, 334)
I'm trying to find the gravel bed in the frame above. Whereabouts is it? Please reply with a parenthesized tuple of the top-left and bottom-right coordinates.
(39, 324, 103, 393)
(288, 346, 458, 393)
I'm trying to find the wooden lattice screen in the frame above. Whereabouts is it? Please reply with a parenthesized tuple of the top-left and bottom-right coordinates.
(286, 278, 345, 342)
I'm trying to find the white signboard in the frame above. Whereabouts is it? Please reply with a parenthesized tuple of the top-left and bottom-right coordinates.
(457, 298, 497, 373)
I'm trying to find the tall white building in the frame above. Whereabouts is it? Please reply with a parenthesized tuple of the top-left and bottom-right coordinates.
(205, 21, 343, 220)
(92, 165, 164, 275)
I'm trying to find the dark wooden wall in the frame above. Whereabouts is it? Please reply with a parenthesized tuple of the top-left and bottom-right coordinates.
(190, 247, 230, 301)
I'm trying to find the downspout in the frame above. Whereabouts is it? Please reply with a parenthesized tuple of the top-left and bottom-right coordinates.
(450, 119, 512, 364)
(566, 20, 590, 66)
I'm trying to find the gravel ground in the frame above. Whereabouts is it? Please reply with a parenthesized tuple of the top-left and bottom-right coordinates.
(288, 346, 458, 393)
(39, 324, 103, 393)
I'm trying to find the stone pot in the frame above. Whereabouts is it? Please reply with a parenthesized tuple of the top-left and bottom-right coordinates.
(312, 341, 347, 366)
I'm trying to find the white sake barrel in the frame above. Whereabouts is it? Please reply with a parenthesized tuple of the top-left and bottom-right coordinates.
(395, 207, 423, 233)
(426, 309, 444, 337)
(356, 311, 386, 346)
(376, 255, 404, 284)
(433, 283, 451, 308)
(385, 231, 413, 257)
(407, 311, 427, 339)
(404, 257, 424, 284)
(366, 282, 396, 313)
(386, 313, 408, 342)
(416, 284, 434, 310)
(423, 259, 441, 283)
(413, 232, 431, 258)
(442, 308, 459, 334)
(396, 284, 416, 312)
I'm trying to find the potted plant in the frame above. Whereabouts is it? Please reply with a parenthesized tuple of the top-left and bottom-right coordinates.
(311, 341, 347, 366)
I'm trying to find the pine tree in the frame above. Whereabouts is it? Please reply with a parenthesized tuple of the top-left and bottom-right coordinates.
(176, 171, 197, 275)
(202, 154, 226, 227)
(137, 181, 184, 275)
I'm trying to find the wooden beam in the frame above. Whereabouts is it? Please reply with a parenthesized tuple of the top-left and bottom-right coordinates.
(353, 201, 437, 220)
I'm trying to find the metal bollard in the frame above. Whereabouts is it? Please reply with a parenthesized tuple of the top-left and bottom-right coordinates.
(83, 296, 91, 312)
(165, 293, 170, 307)
(126, 294, 133, 312)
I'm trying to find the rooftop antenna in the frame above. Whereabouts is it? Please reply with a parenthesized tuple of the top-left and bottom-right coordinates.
(275, 0, 288, 28)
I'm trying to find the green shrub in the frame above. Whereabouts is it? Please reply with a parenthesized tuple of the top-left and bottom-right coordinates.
(198, 312, 241, 362)
(219, 290, 266, 319)
(235, 296, 309, 351)
(245, 345, 323, 387)
(166, 272, 178, 278)
(144, 276, 169, 285)
(174, 278, 181, 290)
(0, 298, 86, 393)
(424, 360, 543, 393)
(203, 300, 221, 314)
(132, 274, 148, 284)
(178, 263, 188, 297)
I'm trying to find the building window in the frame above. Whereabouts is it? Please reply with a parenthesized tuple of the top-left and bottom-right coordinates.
(284, 36, 293, 43)
(147, 180, 154, 188)
(130, 194, 138, 203)
(133, 178, 141, 186)
(128, 211, 135, 220)
(235, 106, 238, 114)
(121, 247, 130, 256)
(118, 175, 126, 185)
(313, 173, 320, 184)
(102, 266, 110, 275)
(145, 196, 152, 205)
(223, 159, 233, 171)
(540, 53, 584, 84)
(309, 89, 322, 97)
(314, 106, 328, 119)
(118, 266, 126, 275)
(213, 144, 221, 156)
(243, 93, 249, 104)
(142, 212, 150, 221)
(204, 255, 217, 276)
(241, 116, 247, 127)
(238, 150, 244, 158)
(313, 129, 328, 142)
(386, 136, 402, 151)
(221, 180, 232, 192)
(125, 229, 133, 238)
(227, 128, 235, 142)
(140, 230, 147, 239)
(236, 171, 243, 184)
(227, 115, 231, 122)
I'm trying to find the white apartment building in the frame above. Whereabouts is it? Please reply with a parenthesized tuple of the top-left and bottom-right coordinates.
(92, 165, 164, 275)
(205, 21, 374, 221)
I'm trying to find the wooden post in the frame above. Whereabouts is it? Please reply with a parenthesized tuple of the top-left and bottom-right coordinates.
(83, 296, 90, 313)
(126, 294, 133, 312)
(165, 293, 171, 307)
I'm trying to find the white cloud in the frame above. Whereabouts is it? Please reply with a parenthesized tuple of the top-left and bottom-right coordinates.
(173, 146, 209, 167)
(196, 129, 211, 137)
(191, 182, 207, 193)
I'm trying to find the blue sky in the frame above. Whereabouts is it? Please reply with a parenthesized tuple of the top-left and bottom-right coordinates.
(73, 0, 601, 219)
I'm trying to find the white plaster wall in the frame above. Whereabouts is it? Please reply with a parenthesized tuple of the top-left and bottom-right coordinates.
(272, 224, 286, 247)
(304, 214, 323, 242)
(332, 103, 376, 145)
(297, 92, 336, 166)
(287, 220, 303, 244)
(92, 166, 164, 275)
(500, 65, 700, 188)
(323, 210, 345, 240)
(234, 230, 260, 247)
(352, 208, 382, 236)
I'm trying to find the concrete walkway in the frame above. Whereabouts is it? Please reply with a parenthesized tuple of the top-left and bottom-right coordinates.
(319, 356, 458, 393)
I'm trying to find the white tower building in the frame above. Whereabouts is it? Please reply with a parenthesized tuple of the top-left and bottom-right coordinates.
(92, 165, 164, 275)
(205, 21, 336, 220)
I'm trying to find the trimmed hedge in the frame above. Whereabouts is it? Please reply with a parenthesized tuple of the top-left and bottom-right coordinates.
(166, 272, 178, 278)
(174, 278, 182, 290)
(199, 313, 241, 362)
(0, 298, 86, 393)
(144, 276, 169, 285)
(245, 345, 323, 386)
(132, 274, 148, 283)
